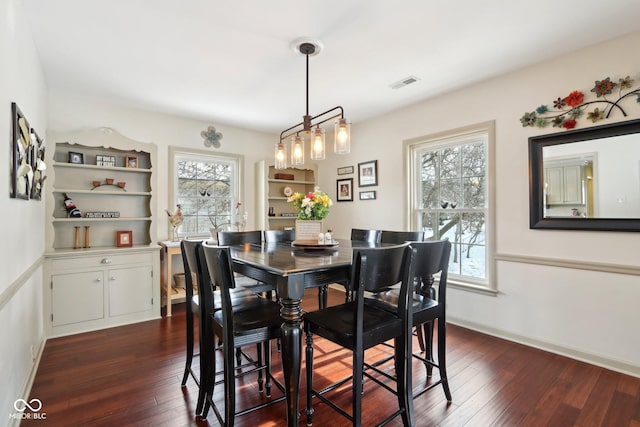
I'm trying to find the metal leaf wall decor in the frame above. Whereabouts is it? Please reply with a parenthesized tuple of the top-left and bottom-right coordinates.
(520, 74, 640, 130)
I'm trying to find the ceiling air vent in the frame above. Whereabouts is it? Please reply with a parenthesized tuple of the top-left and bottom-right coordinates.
(390, 75, 420, 90)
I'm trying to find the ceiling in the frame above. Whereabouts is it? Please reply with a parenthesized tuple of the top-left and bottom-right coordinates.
(23, 0, 640, 133)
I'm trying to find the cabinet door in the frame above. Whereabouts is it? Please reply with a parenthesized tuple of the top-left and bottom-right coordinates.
(545, 167, 564, 204)
(563, 165, 583, 204)
(52, 271, 104, 326)
(108, 266, 153, 317)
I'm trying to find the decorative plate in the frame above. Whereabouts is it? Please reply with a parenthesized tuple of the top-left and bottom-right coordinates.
(283, 186, 293, 197)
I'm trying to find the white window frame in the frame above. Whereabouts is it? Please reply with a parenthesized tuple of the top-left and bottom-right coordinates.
(168, 146, 243, 238)
(404, 121, 496, 293)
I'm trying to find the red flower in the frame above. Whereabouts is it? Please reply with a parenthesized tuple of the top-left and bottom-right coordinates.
(306, 192, 315, 199)
(563, 119, 577, 130)
(563, 91, 584, 107)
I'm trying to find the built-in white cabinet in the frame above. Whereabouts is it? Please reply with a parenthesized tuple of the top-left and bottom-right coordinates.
(43, 128, 160, 337)
(255, 161, 317, 231)
(545, 164, 583, 205)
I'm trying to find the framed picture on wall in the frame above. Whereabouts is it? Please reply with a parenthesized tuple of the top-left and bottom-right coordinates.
(68, 151, 84, 164)
(336, 178, 353, 202)
(359, 190, 376, 200)
(358, 160, 378, 187)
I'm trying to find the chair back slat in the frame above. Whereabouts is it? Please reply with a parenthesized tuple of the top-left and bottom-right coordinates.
(380, 230, 424, 244)
(264, 229, 295, 243)
(217, 230, 262, 246)
(351, 228, 382, 244)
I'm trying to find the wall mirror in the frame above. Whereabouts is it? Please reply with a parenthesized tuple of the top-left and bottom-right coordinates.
(529, 118, 640, 231)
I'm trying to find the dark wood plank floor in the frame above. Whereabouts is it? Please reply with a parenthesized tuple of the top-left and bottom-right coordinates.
(24, 288, 640, 426)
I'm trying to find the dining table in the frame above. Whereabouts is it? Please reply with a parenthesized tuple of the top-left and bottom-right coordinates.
(229, 238, 375, 426)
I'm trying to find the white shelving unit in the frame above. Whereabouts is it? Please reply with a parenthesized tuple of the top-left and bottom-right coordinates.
(255, 160, 317, 231)
(43, 128, 160, 337)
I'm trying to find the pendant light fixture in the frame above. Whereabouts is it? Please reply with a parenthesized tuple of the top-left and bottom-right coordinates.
(275, 39, 351, 169)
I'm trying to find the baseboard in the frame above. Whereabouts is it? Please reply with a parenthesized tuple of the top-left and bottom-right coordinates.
(8, 338, 46, 427)
(448, 316, 640, 379)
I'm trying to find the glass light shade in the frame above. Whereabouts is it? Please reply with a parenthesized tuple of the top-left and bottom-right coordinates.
(291, 135, 305, 165)
(310, 127, 326, 160)
(334, 118, 351, 154)
(274, 142, 287, 169)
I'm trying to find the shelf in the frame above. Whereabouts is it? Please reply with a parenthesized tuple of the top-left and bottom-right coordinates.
(54, 189, 151, 196)
(268, 217, 298, 221)
(44, 243, 160, 257)
(52, 217, 152, 223)
(268, 178, 315, 185)
(54, 162, 151, 173)
(268, 196, 290, 201)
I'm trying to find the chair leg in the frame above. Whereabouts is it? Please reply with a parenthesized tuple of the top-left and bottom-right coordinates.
(181, 310, 195, 386)
(257, 342, 264, 392)
(305, 328, 314, 426)
(200, 333, 215, 418)
(423, 321, 434, 377)
(437, 319, 452, 402)
(264, 341, 272, 397)
(224, 343, 236, 426)
(394, 336, 414, 426)
(235, 347, 242, 367)
(352, 347, 364, 427)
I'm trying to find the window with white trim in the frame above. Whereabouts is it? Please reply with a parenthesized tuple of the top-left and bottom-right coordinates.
(407, 122, 495, 289)
(170, 148, 242, 237)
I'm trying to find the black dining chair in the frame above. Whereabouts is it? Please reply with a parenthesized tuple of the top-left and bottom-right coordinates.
(351, 228, 382, 245)
(334, 228, 384, 306)
(366, 239, 453, 401)
(200, 243, 286, 425)
(263, 229, 295, 244)
(380, 230, 424, 244)
(179, 239, 263, 416)
(216, 230, 273, 296)
(304, 243, 416, 426)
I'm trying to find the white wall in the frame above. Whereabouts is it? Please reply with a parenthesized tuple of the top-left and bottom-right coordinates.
(0, 0, 48, 422)
(319, 32, 640, 376)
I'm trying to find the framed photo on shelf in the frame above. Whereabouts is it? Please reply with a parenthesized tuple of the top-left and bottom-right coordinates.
(68, 151, 84, 164)
(359, 190, 376, 200)
(358, 160, 378, 187)
(337, 165, 354, 175)
(336, 178, 353, 202)
(116, 230, 133, 247)
(125, 154, 138, 168)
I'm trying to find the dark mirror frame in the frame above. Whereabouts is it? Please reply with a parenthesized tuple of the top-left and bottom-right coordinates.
(529, 118, 640, 232)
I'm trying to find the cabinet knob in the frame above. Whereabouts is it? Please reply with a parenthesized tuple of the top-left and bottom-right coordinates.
(95, 278, 102, 283)
(109, 276, 116, 281)
(101, 258, 112, 264)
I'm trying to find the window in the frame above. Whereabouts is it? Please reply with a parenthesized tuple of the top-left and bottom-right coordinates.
(169, 147, 243, 237)
(406, 122, 495, 290)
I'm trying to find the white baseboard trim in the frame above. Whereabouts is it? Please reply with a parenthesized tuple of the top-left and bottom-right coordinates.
(448, 316, 640, 379)
(8, 338, 46, 427)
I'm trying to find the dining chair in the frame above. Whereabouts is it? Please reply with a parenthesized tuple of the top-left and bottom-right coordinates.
(380, 230, 424, 244)
(366, 239, 453, 401)
(263, 229, 295, 243)
(304, 243, 416, 426)
(351, 228, 382, 244)
(200, 242, 286, 425)
(216, 230, 273, 296)
(335, 228, 384, 306)
(179, 239, 261, 416)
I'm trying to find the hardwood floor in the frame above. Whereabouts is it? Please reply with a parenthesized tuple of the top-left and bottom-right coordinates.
(24, 288, 640, 426)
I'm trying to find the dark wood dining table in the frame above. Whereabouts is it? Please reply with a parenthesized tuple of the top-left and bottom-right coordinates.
(229, 239, 374, 426)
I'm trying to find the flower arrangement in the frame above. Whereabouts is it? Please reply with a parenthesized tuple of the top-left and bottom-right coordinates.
(520, 74, 640, 130)
(287, 188, 332, 220)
